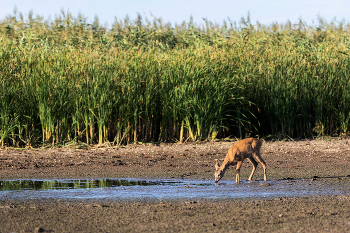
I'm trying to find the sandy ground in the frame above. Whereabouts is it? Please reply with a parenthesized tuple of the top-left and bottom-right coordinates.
(1, 139, 350, 232)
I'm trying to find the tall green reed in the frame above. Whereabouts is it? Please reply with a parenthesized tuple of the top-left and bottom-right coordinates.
(1, 10, 350, 147)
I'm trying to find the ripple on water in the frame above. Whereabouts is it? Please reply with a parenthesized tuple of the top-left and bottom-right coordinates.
(0, 177, 349, 201)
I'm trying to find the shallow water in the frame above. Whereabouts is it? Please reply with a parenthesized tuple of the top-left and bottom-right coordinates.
(1, 177, 349, 201)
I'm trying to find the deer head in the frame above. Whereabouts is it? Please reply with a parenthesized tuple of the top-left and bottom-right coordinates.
(214, 159, 225, 182)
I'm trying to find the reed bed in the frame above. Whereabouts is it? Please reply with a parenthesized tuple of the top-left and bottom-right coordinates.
(1, 10, 350, 146)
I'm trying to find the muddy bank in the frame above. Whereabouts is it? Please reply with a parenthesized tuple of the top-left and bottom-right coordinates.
(1, 139, 350, 180)
(1, 139, 350, 232)
(1, 196, 350, 232)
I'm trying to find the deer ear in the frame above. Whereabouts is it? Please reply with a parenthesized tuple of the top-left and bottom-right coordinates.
(215, 159, 220, 169)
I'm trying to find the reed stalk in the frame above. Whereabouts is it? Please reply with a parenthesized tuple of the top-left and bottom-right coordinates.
(1, 10, 350, 146)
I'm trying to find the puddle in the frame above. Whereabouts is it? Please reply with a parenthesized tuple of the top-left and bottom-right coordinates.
(0, 177, 349, 201)
(0, 179, 181, 191)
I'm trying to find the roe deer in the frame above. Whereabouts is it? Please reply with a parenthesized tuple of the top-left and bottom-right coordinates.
(214, 138, 267, 183)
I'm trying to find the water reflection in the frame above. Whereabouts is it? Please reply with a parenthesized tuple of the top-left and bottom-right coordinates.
(0, 178, 349, 201)
(0, 179, 181, 191)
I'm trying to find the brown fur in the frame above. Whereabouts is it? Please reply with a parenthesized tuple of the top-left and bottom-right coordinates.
(214, 138, 267, 183)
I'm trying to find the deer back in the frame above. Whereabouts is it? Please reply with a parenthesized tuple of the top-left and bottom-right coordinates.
(226, 138, 262, 163)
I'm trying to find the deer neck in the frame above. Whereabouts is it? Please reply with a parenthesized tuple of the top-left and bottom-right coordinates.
(220, 158, 231, 172)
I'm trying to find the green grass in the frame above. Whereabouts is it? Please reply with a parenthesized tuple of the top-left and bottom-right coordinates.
(1, 10, 350, 146)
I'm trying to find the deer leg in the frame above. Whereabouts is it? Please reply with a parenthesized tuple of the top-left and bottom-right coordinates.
(254, 153, 267, 181)
(235, 161, 243, 183)
(247, 157, 258, 181)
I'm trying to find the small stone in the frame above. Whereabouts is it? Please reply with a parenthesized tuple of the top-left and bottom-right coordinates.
(34, 227, 45, 232)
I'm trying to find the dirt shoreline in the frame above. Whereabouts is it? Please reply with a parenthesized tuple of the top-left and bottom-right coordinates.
(1, 139, 350, 232)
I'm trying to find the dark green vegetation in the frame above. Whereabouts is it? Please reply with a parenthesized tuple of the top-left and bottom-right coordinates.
(0, 179, 178, 191)
(1, 10, 350, 146)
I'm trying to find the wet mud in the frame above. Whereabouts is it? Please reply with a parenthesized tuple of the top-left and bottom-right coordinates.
(1, 139, 350, 232)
